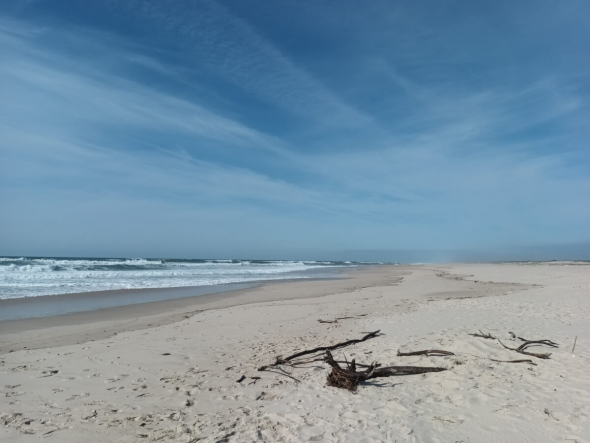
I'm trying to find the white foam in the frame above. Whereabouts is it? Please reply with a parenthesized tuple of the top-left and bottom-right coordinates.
(0, 257, 349, 299)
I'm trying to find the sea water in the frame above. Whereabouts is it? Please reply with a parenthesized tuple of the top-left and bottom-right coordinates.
(0, 256, 366, 300)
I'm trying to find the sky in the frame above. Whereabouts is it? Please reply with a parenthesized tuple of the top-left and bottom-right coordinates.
(1, 0, 589, 262)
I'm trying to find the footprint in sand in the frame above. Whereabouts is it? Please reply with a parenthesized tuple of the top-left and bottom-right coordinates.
(106, 374, 129, 383)
(66, 393, 90, 401)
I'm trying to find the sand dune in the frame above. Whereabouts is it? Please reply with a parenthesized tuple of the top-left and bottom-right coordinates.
(1, 263, 589, 442)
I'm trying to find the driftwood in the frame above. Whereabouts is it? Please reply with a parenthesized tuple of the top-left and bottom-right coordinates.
(497, 338, 557, 359)
(572, 336, 577, 354)
(258, 330, 382, 371)
(370, 365, 447, 376)
(323, 351, 446, 392)
(490, 359, 536, 364)
(469, 330, 496, 340)
(397, 349, 454, 357)
(516, 337, 559, 347)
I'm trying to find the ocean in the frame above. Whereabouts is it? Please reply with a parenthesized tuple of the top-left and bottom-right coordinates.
(0, 256, 369, 300)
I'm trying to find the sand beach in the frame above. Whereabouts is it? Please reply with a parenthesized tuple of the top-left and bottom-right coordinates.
(1, 263, 589, 442)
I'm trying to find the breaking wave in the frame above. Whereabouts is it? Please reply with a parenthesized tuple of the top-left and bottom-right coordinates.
(0, 256, 374, 299)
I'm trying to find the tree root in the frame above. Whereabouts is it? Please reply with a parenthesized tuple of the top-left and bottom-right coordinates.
(324, 350, 446, 392)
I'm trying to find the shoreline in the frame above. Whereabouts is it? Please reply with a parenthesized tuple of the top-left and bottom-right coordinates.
(0, 265, 399, 354)
(0, 263, 360, 322)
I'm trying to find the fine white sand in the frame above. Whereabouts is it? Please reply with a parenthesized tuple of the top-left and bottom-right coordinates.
(1, 263, 589, 442)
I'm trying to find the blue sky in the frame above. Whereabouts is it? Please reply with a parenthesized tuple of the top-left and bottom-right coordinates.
(1, 0, 589, 261)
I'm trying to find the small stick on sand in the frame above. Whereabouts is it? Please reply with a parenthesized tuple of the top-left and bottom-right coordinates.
(572, 336, 577, 354)
(317, 316, 357, 324)
(397, 349, 455, 357)
(469, 330, 496, 340)
(490, 358, 536, 365)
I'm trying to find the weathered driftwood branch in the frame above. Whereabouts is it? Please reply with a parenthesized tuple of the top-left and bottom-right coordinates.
(490, 359, 536, 364)
(258, 330, 382, 371)
(323, 350, 447, 392)
(371, 365, 447, 377)
(334, 360, 380, 368)
(462, 352, 537, 365)
(397, 349, 454, 357)
(516, 338, 559, 347)
(469, 330, 496, 340)
(497, 338, 556, 359)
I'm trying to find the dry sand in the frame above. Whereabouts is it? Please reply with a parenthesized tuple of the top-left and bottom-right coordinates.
(1, 263, 589, 442)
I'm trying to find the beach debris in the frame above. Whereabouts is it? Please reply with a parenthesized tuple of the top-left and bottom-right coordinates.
(489, 359, 536, 365)
(248, 377, 261, 385)
(236, 375, 246, 383)
(81, 410, 98, 420)
(469, 330, 496, 340)
(161, 353, 171, 356)
(317, 315, 364, 324)
(572, 336, 577, 355)
(397, 349, 455, 357)
(497, 338, 558, 359)
(324, 351, 447, 392)
(258, 330, 382, 371)
(516, 337, 559, 347)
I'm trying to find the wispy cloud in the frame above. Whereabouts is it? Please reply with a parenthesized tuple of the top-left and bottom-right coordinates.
(0, 24, 289, 155)
(103, 0, 375, 130)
